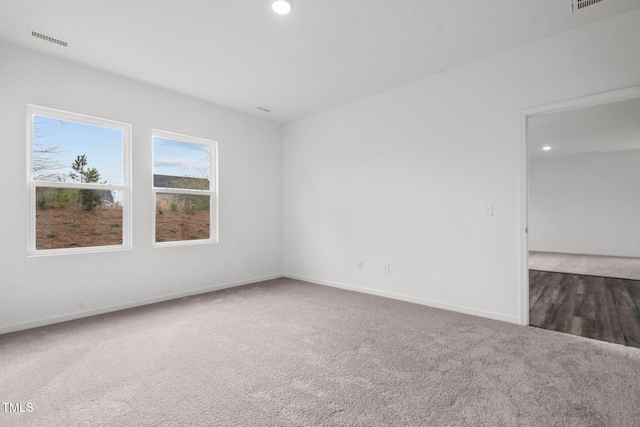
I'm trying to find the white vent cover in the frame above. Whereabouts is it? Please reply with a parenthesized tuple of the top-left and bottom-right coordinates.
(31, 31, 68, 47)
(572, 0, 605, 13)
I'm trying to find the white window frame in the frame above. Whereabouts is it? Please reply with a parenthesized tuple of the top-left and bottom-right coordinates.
(27, 105, 132, 256)
(152, 129, 218, 247)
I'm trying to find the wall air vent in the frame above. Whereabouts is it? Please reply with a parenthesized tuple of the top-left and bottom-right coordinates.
(572, 0, 605, 13)
(31, 31, 68, 47)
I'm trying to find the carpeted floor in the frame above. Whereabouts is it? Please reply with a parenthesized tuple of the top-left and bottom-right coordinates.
(529, 251, 640, 280)
(1, 278, 639, 426)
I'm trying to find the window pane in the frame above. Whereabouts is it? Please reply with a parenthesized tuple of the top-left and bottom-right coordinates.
(153, 137, 210, 190)
(33, 115, 123, 185)
(35, 187, 124, 250)
(155, 193, 211, 242)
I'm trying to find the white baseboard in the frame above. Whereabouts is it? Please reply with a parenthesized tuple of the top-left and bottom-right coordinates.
(284, 273, 521, 325)
(3, 272, 522, 335)
(0, 273, 282, 335)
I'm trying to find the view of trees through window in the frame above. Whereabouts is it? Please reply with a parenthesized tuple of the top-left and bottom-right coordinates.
(153, 134, 214, 244)
(28, 108, 215, 253)
(30, 110, 128, 252)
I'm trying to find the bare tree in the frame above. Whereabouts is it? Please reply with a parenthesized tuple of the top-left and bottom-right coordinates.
(33, 144, 65, 181)
(32, 116, 66, 181)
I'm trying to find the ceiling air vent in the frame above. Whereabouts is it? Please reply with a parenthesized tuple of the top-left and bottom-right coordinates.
(31, 31, 68, 47)
(572, 0, 605, 13)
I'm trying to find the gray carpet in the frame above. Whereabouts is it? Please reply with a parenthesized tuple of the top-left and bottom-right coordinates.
(1, 278, 639, 426)
(529, 251, 640, 280)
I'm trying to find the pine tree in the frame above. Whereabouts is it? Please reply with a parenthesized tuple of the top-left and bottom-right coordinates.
(70, 155, 103, 210)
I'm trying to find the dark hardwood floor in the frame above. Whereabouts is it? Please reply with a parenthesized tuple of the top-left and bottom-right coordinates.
(529, 270, 640, 348)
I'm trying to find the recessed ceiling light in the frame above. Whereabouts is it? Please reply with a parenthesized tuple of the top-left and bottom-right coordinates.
(272, 0, 293, 14)
(542, 146, 551, 151)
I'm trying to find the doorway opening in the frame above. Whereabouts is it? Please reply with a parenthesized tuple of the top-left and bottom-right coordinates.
(520, 85, 640, 347)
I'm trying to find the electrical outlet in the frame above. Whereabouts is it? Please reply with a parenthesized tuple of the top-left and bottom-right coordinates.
(224, 259, 230, 268)
(357, 260, 364, 270)
(383, 263, 390, 274)
(483, 203, 494, 217)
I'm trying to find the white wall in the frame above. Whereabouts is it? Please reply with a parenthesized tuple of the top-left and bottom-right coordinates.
(529, 150, 640, 257)
(283, 10, 640, 324)
(0, 42, 283, 333)
(3, 11, 640, 334)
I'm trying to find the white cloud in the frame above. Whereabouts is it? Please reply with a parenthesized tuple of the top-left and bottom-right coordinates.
(156, 138, 210, 154)
(154, 157, 206, 171)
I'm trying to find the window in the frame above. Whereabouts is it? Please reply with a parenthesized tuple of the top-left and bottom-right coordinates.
(152, 130, 217, 246)
(27, 105, 131, 255)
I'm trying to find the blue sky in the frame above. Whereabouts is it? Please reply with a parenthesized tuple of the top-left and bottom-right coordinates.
(33, 115, 123, 185)
(34, 117, 211, 188)
(153, 137, 211, 180)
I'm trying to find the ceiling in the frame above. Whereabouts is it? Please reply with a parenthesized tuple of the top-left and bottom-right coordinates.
(0, 0, 639, 123)
(528, 96, 640, 159)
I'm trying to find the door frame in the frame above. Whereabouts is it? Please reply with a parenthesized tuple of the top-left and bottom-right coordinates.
(518, 85, 640, 326)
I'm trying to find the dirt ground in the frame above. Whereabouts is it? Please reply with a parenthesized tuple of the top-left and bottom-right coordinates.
(36, 207, 124, 250)
(35, 207, 210, 249)
(155, 210, 210, 242)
